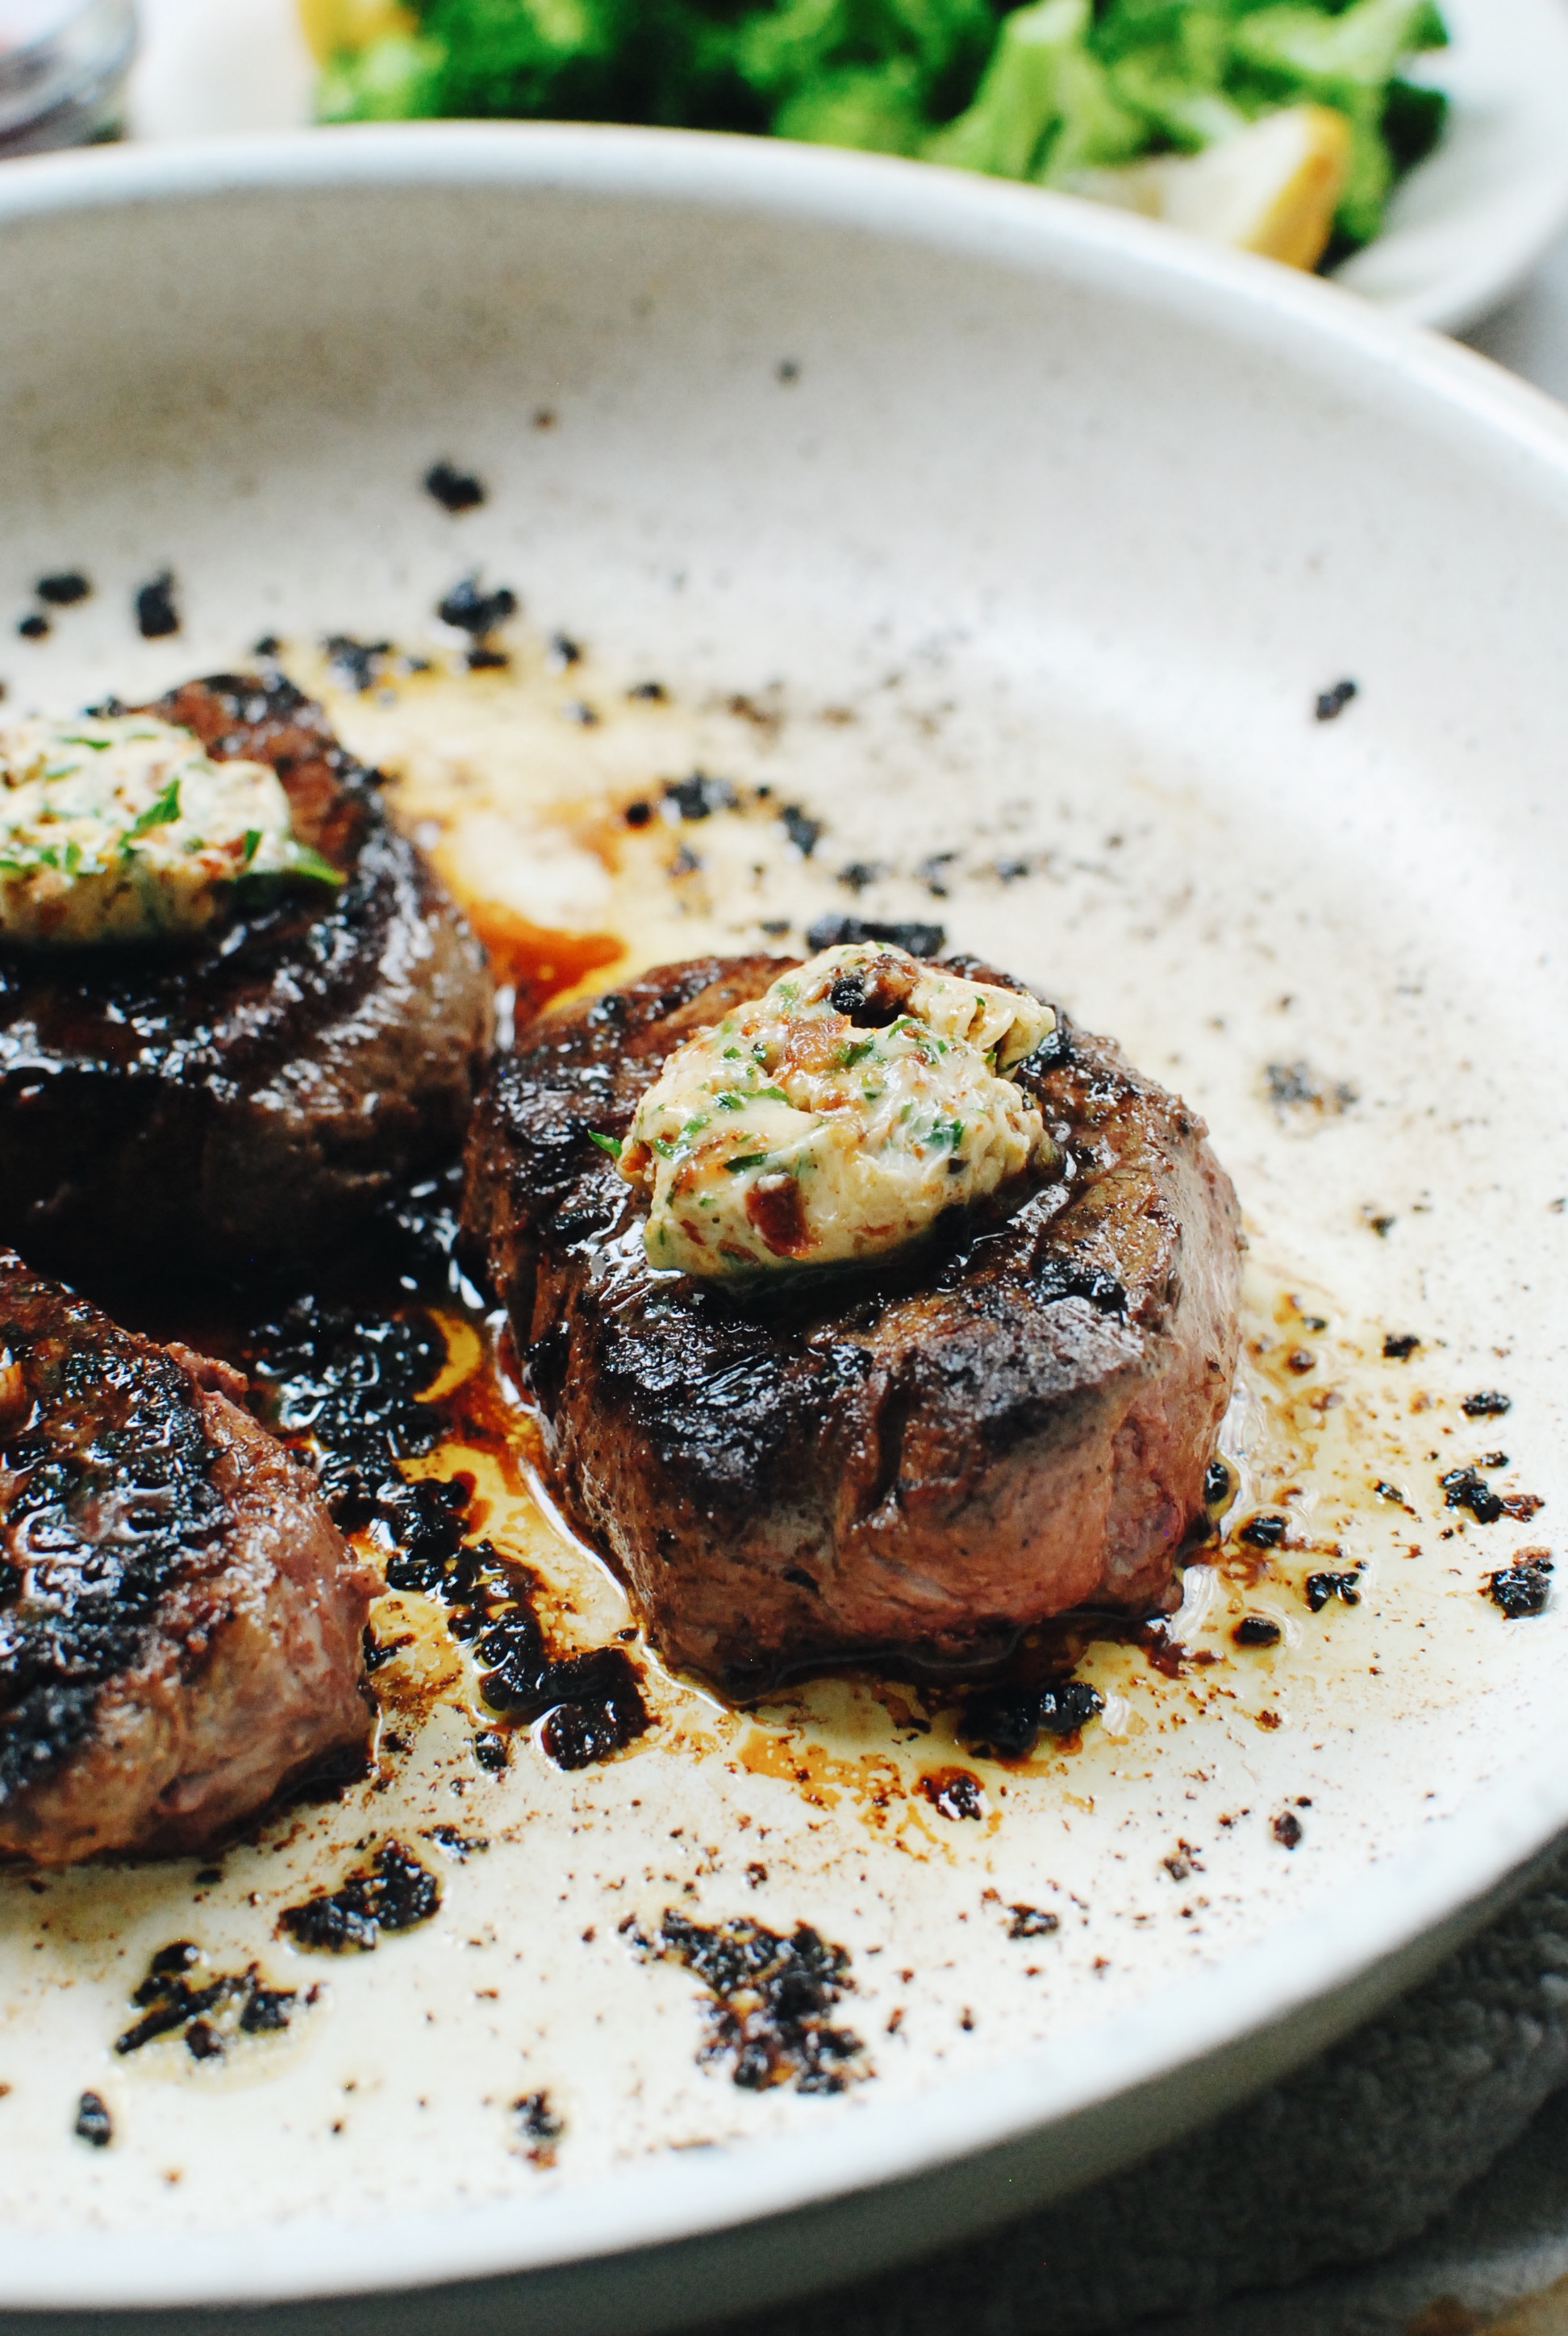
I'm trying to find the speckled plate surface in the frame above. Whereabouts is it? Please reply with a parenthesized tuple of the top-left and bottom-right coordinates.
(2, 126, 1568, 2334)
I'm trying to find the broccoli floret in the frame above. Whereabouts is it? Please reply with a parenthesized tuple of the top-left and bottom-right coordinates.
(773, 56, 930, 152)
(924, 0, 1087, 178)
(1104, 51, 1251, 152)
(417, 0, 627, 119)
(1382, 73, 1446, 174)
(924, 0, 1145, 182)
(735, 0, 996, 131)
(1231, 0, 1447, 105)
(317, 31, 445, 119)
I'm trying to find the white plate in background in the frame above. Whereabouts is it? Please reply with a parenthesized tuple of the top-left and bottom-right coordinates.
(123, 0, 1568, 334)
(1337, 0, 1568, 330)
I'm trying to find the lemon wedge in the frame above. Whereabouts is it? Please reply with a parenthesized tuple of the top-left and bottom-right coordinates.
(296, 0, 416, 64)
(1072, 103, 1353, 270)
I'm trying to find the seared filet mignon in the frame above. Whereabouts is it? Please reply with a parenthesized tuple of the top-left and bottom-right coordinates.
(0, 674, 492, 1281)
(464, 954, 1242, 1694)
(0, 1249, 375, 1866)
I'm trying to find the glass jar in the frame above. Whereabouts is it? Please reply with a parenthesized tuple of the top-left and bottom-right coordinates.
(0, 0, 137, 157)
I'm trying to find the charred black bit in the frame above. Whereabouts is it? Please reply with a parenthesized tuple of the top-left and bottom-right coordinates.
(280, 1842, 440, 1953)
(1203, 1457, 1237, 1512)
(1032, 1258, 1126, 1314)
(663, 773, 736, 821)
(323, 635, 392, 694)
(243, 1297, 446, 1526)
(920, 1767, 985, 1821)
(423, 461, 486, 514)
(837, 861, 882, 892)
(1462, 1391, 1512, 1419)
(1273, 1811, 1304, 1848)
(469, 647, 510, 673)
(1441, 1466, 1504, 1525)
(916, 850, 959, 897)
(378, 1163, 469, 1291)
(958, 1675, 1103, 1762)
(1233, 1616, 1282, 1648)
(1266, 1062, 1357, 1114)
(473, 1731, 510, 1771)
(1239, 1513, 1288, 1550)
(644, 1913, 865, 2094)
(1305, 1570, 1362, 1612)
(1374, 1481, 1405, 1503)
(74, 2092, 111, 2147)
(549, 635, 583, 670)
(1382, 1333, 1420, 1360)
(477, 1606, 651, 1771)
(624, 800, 653, 828)
(1485, 1556, 1553, 1620)
(115, 1945, 298, 2056)
(16, 614, 48, 640)
(959, 1692, 1038, 1760)
(436, 575, 518, 639)
(148, 1942, 199, 1979)
(134, 571, 179, 640)
(35, 572, 90, 607)
(424, 1824, 488, 1858)
(0, 1266, 230, 1800)
(541, 1671, 651, 1770)
(1314, 678, 1357, 722)
(513, 2090, 564, 2160)
(241, 1988, 297, 2034)
(1039, 1679, 1104, 1736)
(628, 680, 667, 702)
(805, 913, 946, 958)
(362, 1625, 411, 1675)
(1007, 1904, 1059, 1940)
(780, 806, 823, 857)
(381, 1482, 473, 1593)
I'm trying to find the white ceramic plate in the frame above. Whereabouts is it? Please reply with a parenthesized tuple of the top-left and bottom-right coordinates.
(2, 127, 1568, 2335)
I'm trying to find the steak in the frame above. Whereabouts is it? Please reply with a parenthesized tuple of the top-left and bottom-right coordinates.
(464, 954, 1242, 1695)
(0, 1249, 375, 1866)
(0, 673, 493, 1282)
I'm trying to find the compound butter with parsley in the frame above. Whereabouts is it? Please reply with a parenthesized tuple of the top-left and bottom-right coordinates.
(0, 715, 340, 946)
(619, 943, 1056, 1275)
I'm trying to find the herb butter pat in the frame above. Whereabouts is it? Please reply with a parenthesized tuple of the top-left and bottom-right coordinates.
(620, 943, 1056, 1275)
(0, 715, 340, 945)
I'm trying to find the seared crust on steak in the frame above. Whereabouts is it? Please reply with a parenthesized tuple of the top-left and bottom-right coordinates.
(0, 1249, 374, 1865)
(0, 674, 493, 1281)
(464, 954, 1242, 1695)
